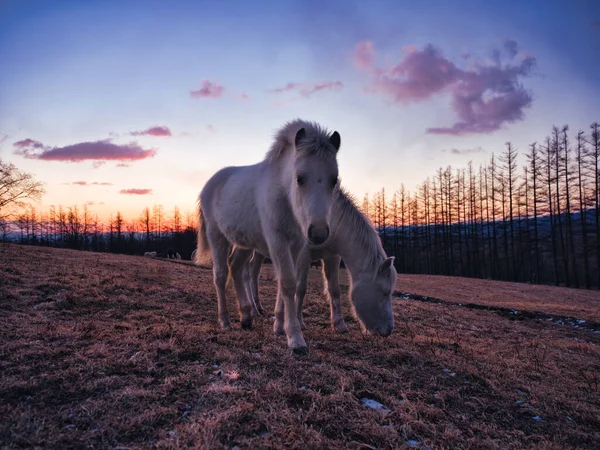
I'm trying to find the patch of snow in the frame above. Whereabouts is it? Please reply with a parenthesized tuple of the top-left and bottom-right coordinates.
(360, 397, 391, 413)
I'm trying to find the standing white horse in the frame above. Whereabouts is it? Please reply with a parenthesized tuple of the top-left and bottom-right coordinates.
(195, 120, 341, 354)
(242, 188, 396, 337)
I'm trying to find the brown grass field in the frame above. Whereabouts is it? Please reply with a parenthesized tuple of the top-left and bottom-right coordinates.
(1, 243, 599, 449)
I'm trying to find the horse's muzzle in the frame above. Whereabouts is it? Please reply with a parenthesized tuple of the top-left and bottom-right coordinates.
(308, 224, 330, 245)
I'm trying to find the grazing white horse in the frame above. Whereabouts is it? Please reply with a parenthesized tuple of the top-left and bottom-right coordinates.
(195, 119, 341, 354)
(242, 188, 396, 336)
(144, 251, 157, 257)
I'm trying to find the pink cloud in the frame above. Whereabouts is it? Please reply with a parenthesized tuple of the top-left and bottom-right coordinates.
(14, 138, 45, 149)
(119, 188, 153, 195)
(354, 41, 377, 69)
(13, 139, 157, 163)
(267, 81, 343, 98)
(131, 126, 172, 137)
(355, 40, 536, 135)
(190, 80, 224, 98)
(240, 91, 249, 100)
(116, 163, 130, 168)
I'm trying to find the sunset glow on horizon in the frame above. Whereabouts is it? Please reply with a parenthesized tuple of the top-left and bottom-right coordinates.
(1, 0, 599, 223)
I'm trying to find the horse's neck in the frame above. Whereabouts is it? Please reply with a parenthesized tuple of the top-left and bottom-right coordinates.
(334, 215, 383, 280)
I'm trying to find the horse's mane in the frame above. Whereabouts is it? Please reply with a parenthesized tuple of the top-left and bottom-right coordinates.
(265, 119, 337, 162)
(331, 187, 386, 270)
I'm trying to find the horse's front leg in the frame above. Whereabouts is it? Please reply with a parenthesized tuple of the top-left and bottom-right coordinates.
(323, 256, 348, 333)
(294, 249, 311, 331)
(270, 243, 307, 354)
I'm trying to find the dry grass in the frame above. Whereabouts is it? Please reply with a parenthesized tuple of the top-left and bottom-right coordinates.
(0, 243, 599, 449)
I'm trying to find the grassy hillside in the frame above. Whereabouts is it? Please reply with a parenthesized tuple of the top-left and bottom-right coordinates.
(1, 244, 599, 449)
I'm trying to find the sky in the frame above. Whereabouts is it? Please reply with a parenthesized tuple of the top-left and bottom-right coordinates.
(1, 0, 599, 222)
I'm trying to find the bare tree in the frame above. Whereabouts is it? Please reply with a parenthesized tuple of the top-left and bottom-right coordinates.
(0, 159, 45, 219)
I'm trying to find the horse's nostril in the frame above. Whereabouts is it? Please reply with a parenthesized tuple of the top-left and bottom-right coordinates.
(308, 224, 315, 240)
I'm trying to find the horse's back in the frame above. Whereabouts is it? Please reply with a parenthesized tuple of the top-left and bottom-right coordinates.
(200, 163, 269, 252)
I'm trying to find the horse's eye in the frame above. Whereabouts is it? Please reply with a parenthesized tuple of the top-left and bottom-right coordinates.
(297, 175, 305, 186)
(330, 176, 338, 188)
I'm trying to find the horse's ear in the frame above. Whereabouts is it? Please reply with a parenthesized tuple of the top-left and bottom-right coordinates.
(329, 131, 341, 152)
(295, 128, 306, 148)
(378, 256, 395, 275)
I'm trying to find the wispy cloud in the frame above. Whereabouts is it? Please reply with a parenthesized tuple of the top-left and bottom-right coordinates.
(190, 79, 224, 98)
(354, 40, 536, 135)
(268, 81, 343, 98)
(119, 188, 152, 195)
(65, 181, 114, 186)
(130, 126, 172, 137)
(13, 139, 157, 164)
(353, 41, 377, 69)
(443, 147, 485, 155)
(206, 124, 217, 132)
(240, 91, 249, 100)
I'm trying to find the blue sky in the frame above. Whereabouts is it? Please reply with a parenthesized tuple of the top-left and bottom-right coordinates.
(1, 0, 599, 221)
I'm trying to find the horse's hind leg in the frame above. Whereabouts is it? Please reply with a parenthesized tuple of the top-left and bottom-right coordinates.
(208, 229, 231, 330)
(323, 256, 348, 333)
(229, 248, 254, 329)
(246, 252, 265, 316)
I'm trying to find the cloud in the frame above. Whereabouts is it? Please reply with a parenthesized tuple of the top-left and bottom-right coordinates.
(116, 163, 130, 168)
(13, 139, 157, 164)
(130, 126, 172, 137)
(14, 138, 45, 149)
(353, 41, 377, 69)
(240, 91, 249, 100)
(354, 40, 536, 135)
(206, 124, 217, 132)
(443, 147, 485, 155)
(267, 81, 343, 98)
(0, 134, 9, 145)
(66, 181, 113, 186)
(190, 79, 224, 98)
(119, 188, 153, 195)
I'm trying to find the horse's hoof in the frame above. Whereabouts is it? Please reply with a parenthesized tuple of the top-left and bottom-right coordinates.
(333, 321, 348, 334)
(292, 346, 309, 356)
(219, 320, 231, 330)
(241, 318, 253, 330)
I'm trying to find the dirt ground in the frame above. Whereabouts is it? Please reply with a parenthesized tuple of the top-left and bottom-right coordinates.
(1, 243, 599, 449)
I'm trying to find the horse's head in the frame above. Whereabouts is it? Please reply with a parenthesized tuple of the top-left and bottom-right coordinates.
(350, 256, 396, 337)
(291, 127, 340, 246)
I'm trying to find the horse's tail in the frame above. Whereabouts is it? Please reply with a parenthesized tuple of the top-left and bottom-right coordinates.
(194, 204, 210, 265)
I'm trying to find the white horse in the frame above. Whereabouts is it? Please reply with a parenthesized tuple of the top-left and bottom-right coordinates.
(195, 119, 341, 354)
(242, 188, 396, 337)
(144, 251, 157, 257)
